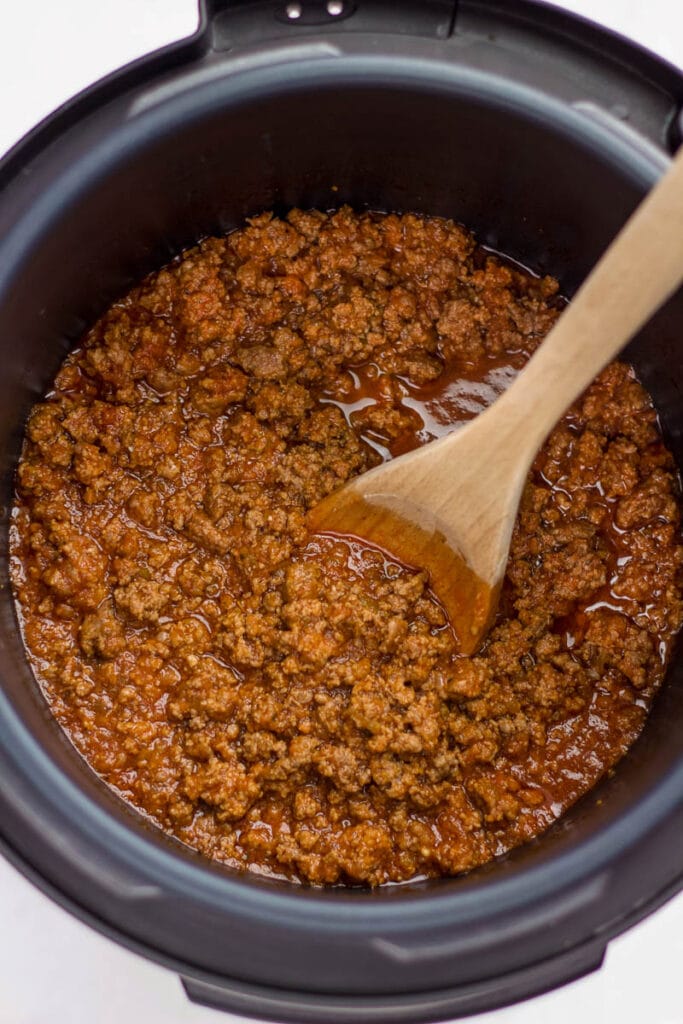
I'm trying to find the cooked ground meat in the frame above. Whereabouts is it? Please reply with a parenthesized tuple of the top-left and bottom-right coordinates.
(10, 208, 683, 886)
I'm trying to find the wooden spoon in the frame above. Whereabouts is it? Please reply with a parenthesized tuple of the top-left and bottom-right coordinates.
(308, 146, 683, 654)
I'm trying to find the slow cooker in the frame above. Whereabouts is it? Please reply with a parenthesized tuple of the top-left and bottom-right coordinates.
(1, 1, 683, 1020)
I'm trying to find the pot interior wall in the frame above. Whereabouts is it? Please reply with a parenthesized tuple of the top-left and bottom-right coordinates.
(1, 69, 682, 893)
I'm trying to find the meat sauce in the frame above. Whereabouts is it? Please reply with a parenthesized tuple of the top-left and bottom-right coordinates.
(10, 208, 683, 885)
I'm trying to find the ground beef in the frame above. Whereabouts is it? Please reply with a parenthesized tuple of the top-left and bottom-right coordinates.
(10, 208, 683, 886)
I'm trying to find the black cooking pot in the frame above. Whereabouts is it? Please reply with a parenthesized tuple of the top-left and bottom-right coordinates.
(1, 1, 683, 1020)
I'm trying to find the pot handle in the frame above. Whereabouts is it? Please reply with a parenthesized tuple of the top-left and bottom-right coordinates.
(180, 936, 606, 1021)
(201, 0, 457, 48)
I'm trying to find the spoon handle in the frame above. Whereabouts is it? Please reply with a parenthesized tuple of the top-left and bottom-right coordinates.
(494, 144, 683, 453)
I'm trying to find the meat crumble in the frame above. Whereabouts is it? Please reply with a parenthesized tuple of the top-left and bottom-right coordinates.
(10, 208, 683, 885)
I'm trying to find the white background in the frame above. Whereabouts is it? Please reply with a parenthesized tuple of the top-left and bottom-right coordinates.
(1, 2, 683, 1023)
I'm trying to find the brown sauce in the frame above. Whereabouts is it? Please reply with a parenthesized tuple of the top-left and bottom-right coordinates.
(317, 351, 526, 460)
(10, 208, 683, 886)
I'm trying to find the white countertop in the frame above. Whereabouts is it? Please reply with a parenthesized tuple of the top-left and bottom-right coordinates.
(1, 2, 683, 1022)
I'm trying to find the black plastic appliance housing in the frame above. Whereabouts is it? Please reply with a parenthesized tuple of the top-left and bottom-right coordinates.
(0, 1, 683, 1020)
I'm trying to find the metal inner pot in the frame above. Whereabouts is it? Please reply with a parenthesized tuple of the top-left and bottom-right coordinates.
(0, 2, 682, 1020)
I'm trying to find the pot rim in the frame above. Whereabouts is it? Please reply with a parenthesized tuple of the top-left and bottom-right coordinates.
(0, 21, 682, 1005)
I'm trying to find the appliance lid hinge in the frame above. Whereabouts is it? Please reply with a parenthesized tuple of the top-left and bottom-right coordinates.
(205, 0, 458, 51)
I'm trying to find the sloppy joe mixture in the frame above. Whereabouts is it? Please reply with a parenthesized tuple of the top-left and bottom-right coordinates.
(11, 209, 683, 885)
